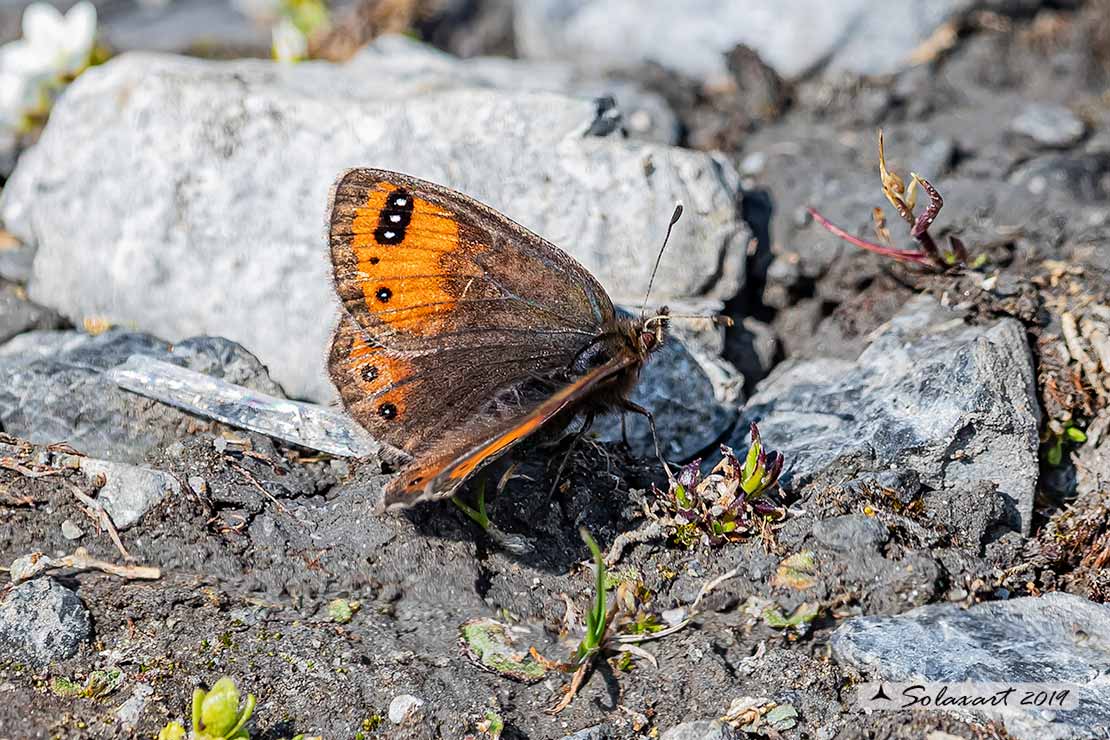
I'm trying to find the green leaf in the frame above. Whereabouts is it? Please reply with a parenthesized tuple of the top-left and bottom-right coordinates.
(327, 598, 360, 624)
(459, 619, 547, 683)
(577, 528, 609, 661)
(743, 441, 760, 478)
(1046, 438, 1063, 466)
(158, 722, 187, 740)
(1066, 426, 1087, 443)
(763, 602, 819, 629)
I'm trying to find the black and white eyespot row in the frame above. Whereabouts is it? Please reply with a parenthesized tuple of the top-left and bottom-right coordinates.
(375, 189, 414, 245)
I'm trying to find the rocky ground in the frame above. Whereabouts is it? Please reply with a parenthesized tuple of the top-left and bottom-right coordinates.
(2, 1, 1110, 739)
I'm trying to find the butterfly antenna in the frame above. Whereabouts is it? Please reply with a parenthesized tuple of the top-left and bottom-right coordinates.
(640, 204, 683, 320)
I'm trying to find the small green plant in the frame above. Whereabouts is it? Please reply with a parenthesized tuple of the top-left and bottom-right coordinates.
(1043, 421, 1087, 466)
(543, 528, 620, 714)
(575, 528, 611, 663)
(158, 677, 255, 740)
(451, 478, 491, 530)
(477, 709, 504, 739)
(655, 422, 785, 547)
(326, 597, 360, 624)
(50, 668, 124, 699)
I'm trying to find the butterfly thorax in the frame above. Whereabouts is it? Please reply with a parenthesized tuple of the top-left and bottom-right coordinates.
(569, 311, 667, 416)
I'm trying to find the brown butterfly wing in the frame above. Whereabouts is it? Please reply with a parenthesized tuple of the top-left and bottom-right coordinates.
(327, 169, 624, 506)
(393, 354, 636, 509)
(328, 168, 615, 350)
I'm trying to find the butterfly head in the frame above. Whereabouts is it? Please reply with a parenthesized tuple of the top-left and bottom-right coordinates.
(635, 306, 670, 358)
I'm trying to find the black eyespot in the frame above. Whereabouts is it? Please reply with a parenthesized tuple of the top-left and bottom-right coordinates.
(369, 256, 380, 265)
(410, 476, 423, 485)
(376, 287, 392, 303)
(361, 365, 378, 383)
(374, 188, 414, 245)
(379, 402, 397, 419)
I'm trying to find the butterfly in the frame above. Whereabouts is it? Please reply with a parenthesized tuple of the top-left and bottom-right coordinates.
(327, 169, 678, 510)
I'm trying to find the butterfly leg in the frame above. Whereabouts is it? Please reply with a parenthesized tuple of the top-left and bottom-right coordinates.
(548, 412, 596, 497)
(619, 400, 675, 484)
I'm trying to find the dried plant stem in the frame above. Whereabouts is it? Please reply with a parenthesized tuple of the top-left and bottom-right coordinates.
(807, 208, 932, 266)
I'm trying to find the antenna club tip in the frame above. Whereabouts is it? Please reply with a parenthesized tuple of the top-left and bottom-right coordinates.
(670, 203, 684, 224)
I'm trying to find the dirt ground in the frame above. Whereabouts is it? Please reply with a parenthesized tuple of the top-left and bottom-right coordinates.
(3, 2, 1110, 739)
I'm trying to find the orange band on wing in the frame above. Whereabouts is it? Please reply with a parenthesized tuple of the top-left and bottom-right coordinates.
(349, 182, 466, 331)
(449, 414, 546, 482)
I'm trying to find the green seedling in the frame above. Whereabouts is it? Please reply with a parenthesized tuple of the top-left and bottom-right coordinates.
(543, 528, 621, 714)
(451, 478, 491, 530)
(575, 528, 610, 663)
(1043, 421, 1087, 466)
(158, 676, 255, 740)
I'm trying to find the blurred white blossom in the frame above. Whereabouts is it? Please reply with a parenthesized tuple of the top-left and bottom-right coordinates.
(0, 1, 98, 132)
(271, 18, 307, 63)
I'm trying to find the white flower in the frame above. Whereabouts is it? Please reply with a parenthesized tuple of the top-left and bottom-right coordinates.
(1, 1, 97, 80)
(0, 1, 97, 132)
(271, 18, 307, 64)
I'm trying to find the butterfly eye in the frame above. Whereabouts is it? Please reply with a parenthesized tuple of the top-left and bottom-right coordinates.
(640, 331, 657, 350)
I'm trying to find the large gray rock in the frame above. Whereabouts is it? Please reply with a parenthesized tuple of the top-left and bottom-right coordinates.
(738, 296, 1040, 533)
(831, 593, 1110, 740)
(0, 578, 92, 666)
(0, 329, 282, 462)
(513, 0, 976, 82)
(1, 51, 747, 402)
(356, 34, 680, 144)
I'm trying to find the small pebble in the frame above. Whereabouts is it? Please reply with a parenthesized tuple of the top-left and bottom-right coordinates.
(1010, 104, 1085, 148)
(388, 694, 424, 724)
(60, 519, 83, 541)
(188, 476, 208, 495)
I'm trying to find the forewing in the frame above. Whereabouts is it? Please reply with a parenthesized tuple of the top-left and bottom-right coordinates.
(328, 168, 615, 352)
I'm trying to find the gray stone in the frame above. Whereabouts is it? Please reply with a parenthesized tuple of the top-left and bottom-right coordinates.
(1010, 104, 1086, 149)
(79, 457, 181, 530)
(60, 519, 84, 541)
(0, 578, 92, 666)
(595, 331, 739, 460)
(387, 694, 425, 724)
(115, 683, 154, 731)
(737, 296, 1040, 533)
(831, 593, 1110, 740)
(559, 726, 612, 740)
(357, 34, 680, 144)
(660, 719, 741, 740)
(0, 240, 35, 283)
(513, 0, 976, 82)
(0, 329, 282, 463)
(0, 283, 61, 344)
(812, 514, 889, 552)
(2, 51, 747, 403)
